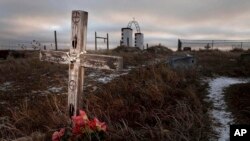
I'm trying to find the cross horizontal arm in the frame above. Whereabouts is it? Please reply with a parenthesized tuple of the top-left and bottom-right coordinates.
(40, 50, 123, 71)
(40, 50, 69, 64)
(80, 54, 123, 71)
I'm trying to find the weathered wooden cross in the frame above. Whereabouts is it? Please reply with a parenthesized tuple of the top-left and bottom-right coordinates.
(40, 10, 123, 117)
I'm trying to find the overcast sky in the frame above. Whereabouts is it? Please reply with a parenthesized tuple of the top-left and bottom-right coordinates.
(1, 0, 250, 49)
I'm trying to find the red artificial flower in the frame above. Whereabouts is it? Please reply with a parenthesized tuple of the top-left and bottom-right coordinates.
(71, 110, 90, 135)
(88, 118, 107, 132)
(72, 125, 81, 135)
(79, 110, 88, 121)
(52, 128, 65, 141)
(72, 110, 89, 126)
(88, 119, 97, 130)
(72, 115, 84, 126)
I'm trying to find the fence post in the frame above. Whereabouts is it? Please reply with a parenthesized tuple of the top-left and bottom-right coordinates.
(107, 33, 109, 51)
(54, 31, 58, 50)
(95, 32, 97, 51)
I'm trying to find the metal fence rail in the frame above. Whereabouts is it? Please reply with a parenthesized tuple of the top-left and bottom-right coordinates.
(179, 39, 250, 50)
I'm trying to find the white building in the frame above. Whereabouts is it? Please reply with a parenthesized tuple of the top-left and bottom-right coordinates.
(135, 33, 144, 50)
(121, 28, 133, 47)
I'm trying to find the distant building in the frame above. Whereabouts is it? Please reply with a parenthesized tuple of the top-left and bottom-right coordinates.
(135, 33, 144, 50)
(120, 19, 144, 49)
(121, 28, 133, 47)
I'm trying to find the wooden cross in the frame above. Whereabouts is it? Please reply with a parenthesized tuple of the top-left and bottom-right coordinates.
(40, 10, 123, 117)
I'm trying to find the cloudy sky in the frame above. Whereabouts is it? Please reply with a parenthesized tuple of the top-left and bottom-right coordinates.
(1, 0, 250, 49)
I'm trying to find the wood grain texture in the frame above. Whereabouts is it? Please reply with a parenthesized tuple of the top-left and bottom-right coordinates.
(80, 54, 123, 71)
(40, 50, 69, 64)
(68, 10, 88, 116)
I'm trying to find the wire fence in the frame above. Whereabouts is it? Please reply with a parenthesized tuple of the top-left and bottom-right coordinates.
(179, 39, 250, 50)
(2, 39, 250, 51)
(0, 40, 70, 50)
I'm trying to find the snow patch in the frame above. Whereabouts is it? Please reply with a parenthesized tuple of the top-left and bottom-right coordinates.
(88, 72, 97, 77)
(97, 77, 113, 84)
(48, 87, 63, 93)
(97, 73, 127, 84)
(207, 77, 249, 141)
(0, 82, 13, 91)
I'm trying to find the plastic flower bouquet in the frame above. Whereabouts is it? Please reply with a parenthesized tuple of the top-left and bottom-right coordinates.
(52, 110, 107, 141)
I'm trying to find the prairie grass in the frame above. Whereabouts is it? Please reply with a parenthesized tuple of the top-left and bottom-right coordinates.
(0, 51, 68, 140)
(93, 46, 173, 68)
(2, 48, 249, 140)
(193, 50, 250, 77)
(84, 63, 211, 140)
(224, 82, 250, 124)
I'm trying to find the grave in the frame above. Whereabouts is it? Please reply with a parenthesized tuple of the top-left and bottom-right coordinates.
(40, 10, 123, 117)
(168, 54, 196, 69)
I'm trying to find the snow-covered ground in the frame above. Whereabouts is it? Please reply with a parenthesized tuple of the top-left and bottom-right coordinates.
(96, 72, 129, 84)
(87, 67, 132, 84)
(206, 77, 249, 141)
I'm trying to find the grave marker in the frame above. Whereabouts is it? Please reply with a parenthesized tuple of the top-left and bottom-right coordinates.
(40, 10, 123, 117)
(168, 54, 196, 69)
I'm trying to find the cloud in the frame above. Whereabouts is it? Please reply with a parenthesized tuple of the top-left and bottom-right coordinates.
(1, 0, 250, 49)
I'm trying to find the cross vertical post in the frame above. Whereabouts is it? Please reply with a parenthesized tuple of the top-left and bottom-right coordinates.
(68, 10, 88, 116)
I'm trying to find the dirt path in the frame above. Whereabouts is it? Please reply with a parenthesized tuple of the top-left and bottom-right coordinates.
(206, 77, 249, 141)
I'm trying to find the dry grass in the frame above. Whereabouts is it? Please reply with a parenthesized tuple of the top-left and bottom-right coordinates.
(84, 64, 211, 140)
(0, 51, 68, 140)
(224, 82, 250, 124)
(2, 49, 248, 140)
(92, 46, 173, 68)
(192, 50, 250, 77)
(0, 95, 68, 140)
